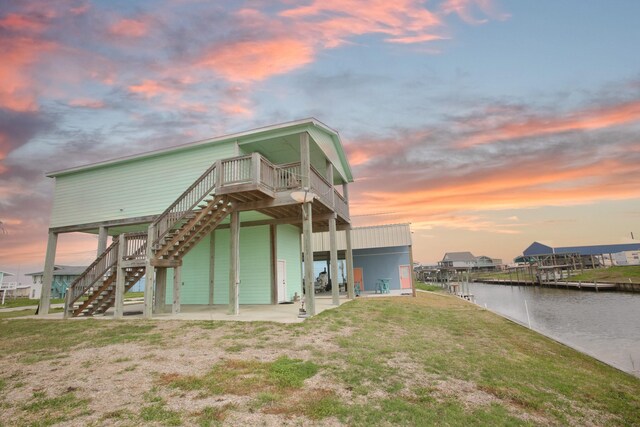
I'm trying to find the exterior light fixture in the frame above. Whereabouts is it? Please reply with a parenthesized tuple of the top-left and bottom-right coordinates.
(290, 187, 317, 203)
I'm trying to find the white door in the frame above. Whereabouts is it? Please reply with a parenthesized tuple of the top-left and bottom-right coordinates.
(277, 260, 287, 302)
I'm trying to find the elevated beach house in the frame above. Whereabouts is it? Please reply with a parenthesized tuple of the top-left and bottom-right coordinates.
(39, 119, 355, 318)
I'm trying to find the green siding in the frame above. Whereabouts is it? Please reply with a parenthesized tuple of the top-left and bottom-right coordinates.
(180, 234, 211, 304)
(213, 229, 230, 304)
(164, 235, 210, 305)
(307, 127, 348, 183)
(277, 224, 303, 301)
(162, 224, 300, 306)
(50, 142, 236, 228)
(213, 225, 271, 304)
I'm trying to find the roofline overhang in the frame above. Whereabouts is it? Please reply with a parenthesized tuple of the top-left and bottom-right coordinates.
(46, 118, 354, 181)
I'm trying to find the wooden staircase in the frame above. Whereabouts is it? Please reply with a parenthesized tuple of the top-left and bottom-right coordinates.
(71, 265, 145, 317)
(65, 161, 234, 317)
(152, 195, 232, 261)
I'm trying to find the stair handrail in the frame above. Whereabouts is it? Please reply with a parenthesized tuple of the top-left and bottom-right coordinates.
(66, 237, 120, 306)
(150, 162, 218, 246)
(123, 232, 147, 260)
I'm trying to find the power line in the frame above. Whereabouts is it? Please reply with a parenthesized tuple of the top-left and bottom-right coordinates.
(351, 211, 398, 217)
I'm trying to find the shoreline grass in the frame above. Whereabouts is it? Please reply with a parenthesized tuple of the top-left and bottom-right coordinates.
(473, 265, 640, 284)
(415, 282, 444, 292)
(0, 293, 638, 425)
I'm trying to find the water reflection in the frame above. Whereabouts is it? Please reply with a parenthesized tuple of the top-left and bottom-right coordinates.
(467, 282, 640, 377)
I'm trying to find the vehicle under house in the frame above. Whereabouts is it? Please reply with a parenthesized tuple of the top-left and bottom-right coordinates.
(38, 119, 356, 319)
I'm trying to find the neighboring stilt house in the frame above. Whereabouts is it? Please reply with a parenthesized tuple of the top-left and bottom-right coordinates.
(38, 119, 355, 318)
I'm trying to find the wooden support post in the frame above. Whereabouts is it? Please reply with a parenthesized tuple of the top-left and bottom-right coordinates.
(144, 225, 155, 319)
(114, 234, 126, 319)
(251, 152, 261, 185)
(155, 268, 167, 314)
(326, 158, 335, 208)
(341, 182, 355, 299)
(270, 225, 278, 304)
(228, 209, 240, 315)
(345, 226, 355, 299)
(173, 265, 182, 314)
(97, 226, 108, 256)
(209, 231, 215, 306)
(39, 231, 58, 316)
(300, 132, 315, 315)
(215, 160, 223, 187)
(409, 245, 417, 297)
(329, 214, 339, 306)
(63, 288, 72, 319)
(303, 202, 315, 315)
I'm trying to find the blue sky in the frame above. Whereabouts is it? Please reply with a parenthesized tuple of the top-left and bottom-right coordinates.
(1, 0, 639, 276)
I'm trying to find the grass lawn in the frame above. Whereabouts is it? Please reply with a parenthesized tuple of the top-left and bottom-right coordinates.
(0, 308, 64, 319)
(415, 282, 443, 292)
(124, 291, 144, 299)
(0, 293, 638, 426)
(0, 298, 64, 309)
(473, 271, 514, 280)
(0, 292, 142, 312)
(570, 265, 640, 283)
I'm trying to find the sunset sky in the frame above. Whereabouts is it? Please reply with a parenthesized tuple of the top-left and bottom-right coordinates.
(1, 0, 640, 281)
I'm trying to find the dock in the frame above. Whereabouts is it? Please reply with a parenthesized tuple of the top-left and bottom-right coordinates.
(475, 279, 639, 292)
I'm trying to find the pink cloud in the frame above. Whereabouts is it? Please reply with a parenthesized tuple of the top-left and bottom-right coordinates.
(346, 103, 640, 232)
(0, 133, 8, 171)
(109, 17, 150, 38)
(70, 3, 91, 16)
(0, 36, 57, 111)
(387, 34, 446, 44)
(199, 38, 315, 82)
(352, 154, 640, 225)
(345, 129, 431, 166)
(68, 98, 106, 109)
(219, 102, 252, 116)
(0, 13, 47, 32)
(458, 101, 640, 147)
(128, 79, 180, 98)
(281, 0, 442, 47)
(440, 0, 508, 24)
(191, 0, 458, 83)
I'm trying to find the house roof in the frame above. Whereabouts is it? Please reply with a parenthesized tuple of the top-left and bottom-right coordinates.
(311, 223, 412, 252)
(46, 118, 354, 182)
(523, 241, 640, 256)
(442, 252, 476, 262)
(26, 265, 87, 277)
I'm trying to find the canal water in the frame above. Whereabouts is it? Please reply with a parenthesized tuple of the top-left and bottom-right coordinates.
(466, 282, 640, 377)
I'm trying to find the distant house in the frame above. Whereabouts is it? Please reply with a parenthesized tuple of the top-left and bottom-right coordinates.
(440, 252, 476, 269)
(26, 265, 87, 300)
(476, 255, 503, 269)
(414, 264, 439, 282)
(439, 252, 502, 271)
(0, 271, 12, 284)
(0, 271, 30, 300)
